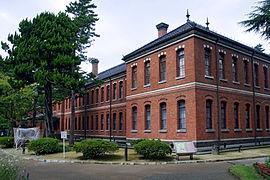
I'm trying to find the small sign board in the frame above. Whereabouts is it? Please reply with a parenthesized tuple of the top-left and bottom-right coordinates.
(61, 131, 67, 139)
(174, 142, 196, 154)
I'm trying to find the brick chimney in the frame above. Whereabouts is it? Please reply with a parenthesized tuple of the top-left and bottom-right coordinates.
(90, 58, 99, 76)
(156, 22, 169, 38)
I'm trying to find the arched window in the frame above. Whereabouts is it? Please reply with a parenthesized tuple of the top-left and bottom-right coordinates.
(145, 61, 150, 85)
(256, 105, 260, 129)
(234, 103, 239, 129)
(205, 49, 211, 76)
(159, 56, 166, 81)
(132, 107, 137, 130)
(245, 104, 250, 129)
(119, 112, 123, 131)
(132, 66, 137, 88)
(145, 105, 151, 130)
(219, 53, 225, 79)
(160, 103, 167, 130)
(232, 57, 238, 82)
(206, 100, 212, 129)
(177, 49, 185, 78)
(178, 100, 186, 129)
(113, 113, 116, 131)
(221, 101, 226, 129)
(101, 114, 104, 131)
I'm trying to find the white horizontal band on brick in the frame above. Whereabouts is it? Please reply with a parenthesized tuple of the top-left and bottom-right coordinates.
(203, 44, 212, 50)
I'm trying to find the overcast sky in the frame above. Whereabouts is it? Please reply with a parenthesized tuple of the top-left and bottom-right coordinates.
(0, 0, 268, 73)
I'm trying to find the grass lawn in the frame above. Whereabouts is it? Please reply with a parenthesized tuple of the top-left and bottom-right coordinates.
(229, 165, 261, 180)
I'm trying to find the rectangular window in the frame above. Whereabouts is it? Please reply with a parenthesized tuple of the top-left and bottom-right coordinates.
(145, 105, 151, 130)
(86, 92, 89, 105)
(78, 117, 81, 130)
(106, 85, 110, 101)
(96, 115, 98, 130)
(113, 113, 116, 131)
(91, 90, 94, 104)
(101, 114, 104, 130)
(145, 61, 150, 85)
(254, 64, 259, 86)
(244, 61, 249, 84)
(246, 104, 250, 129)
(206, 100, 212, 129)
(177, 49, 185, 77)
(219, 54, 225, 79)
(75, 117, 77, 130)
(91, 115, 93, 130)
(266, 106, 269, 129)
(75, 96, 78, 107)
(132, 66, 137, 88)
(101, 87, 104, 103)
(232, 57, 238, 82)
(96, 89, 99, 103)
(82, 116, 84, 130)
(256, 105, 260, 129)
(119, 81, 123, 99)
(221, 102, 226, 129)
(159, 56, 166, 81)
(205, 49, 211, 76)
(87, 116, 89, 130)
(79, 97, 81, 107)
(132, 107, 137, 130)
(160, 103, 167, 130)
(113, 83, 117, 100)
(178, 100, 186, 129)
(234, 103, 239, 129)
(264, 67, 268, 88)
(106, 114, 109, 130)
(119, 112, 123, 131)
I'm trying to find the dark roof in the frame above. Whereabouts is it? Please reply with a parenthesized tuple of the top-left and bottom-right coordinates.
(122, 20, 270, 61)
(86, 63, 126, 86)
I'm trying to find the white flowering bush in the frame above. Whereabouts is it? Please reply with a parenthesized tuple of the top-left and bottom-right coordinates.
(0, 150, 21, 180)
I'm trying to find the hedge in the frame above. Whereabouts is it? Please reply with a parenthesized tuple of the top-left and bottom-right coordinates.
(0, 137, 14, 148)
(28, 138, 60, 155)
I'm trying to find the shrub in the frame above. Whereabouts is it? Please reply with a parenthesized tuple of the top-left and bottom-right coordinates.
(130, 139, 147, 146)
(73, 139, 119, 159)
(0, 137, 14, 148)
(0, 150, 21, 180)
(28, 138, 60, 155)
(134, 140, 172, 159)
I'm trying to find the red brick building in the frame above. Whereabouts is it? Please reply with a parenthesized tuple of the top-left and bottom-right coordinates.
(54, 18, 270, 151)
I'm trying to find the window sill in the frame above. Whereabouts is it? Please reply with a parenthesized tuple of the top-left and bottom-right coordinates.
(158, 129, 167, 133)
(264, 88, 270, 91)
(220, 78, 228, 82)
(176, 129, 186, 133)
(106, 130, 109, 132)
(100, 130, 104, 132)
(91, 130, 94, 132)
(95, 130, 98, 132)
(113, 130, 117, 132)
(118, 98, 123, 101)
(96, 103, 99, 105)
(221, 129, 229, 132)
(266, 129, 270, 132)
(106, 100, 110, 103)
(256, 128, 263, 132)
(144, 84, 151, 88)
(119, 130, 123, 132)
(158, 80, 167, 84)
(131, 88, 137, 91)
(205, 75, 214, 79)
(234, 128, 242, 132)
(144, 130, 151, 133)
(112, 99, 116, 102)
(244, 83, 251, 87)
(205, 129, 216, 133)
(246, 128, 253, 132)
(131, 130, 138, 133)
(255, 86, 260, 89)
(232, 81, 240, 85)
(175, 76, 185, 80)
(101, 102, 104, 104)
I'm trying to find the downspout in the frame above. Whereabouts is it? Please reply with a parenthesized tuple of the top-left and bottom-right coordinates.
(251, 51, 257, 145)
(214, 37, 221, 154)
(84, 91, 87, 140)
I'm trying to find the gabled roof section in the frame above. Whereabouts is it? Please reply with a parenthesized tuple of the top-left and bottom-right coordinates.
(122, 20, 270, 62)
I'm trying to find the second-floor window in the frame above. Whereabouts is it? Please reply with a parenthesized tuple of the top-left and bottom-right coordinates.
(132, 66, 137, 88)
(159, 56, 166, 81)
(232, 57, 238, 82)
(106, 85, 110, 101)
(219, 54, 225, 79)
(244, 61, 249, 84)
(205, 49, 211, 76)
(101, 87, 104, 102)
(91, 90, 94, 104)
(96, 89, 99, 103)
(119, 81, 123, 99)
(145, 61, 150, 85)
(254, 64, 259, 87)
(113, 83, 117, 100)
(264, 67, 268, 88)
(177, 49, 185, 78)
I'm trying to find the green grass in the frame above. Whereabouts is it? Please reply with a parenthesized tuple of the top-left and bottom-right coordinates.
(229, 165, 261, 180)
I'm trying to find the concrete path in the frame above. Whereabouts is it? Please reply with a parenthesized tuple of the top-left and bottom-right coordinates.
(21, 159, 237, 180)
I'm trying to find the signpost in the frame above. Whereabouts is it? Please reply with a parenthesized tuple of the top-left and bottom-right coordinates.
(61, 131, 67, 159)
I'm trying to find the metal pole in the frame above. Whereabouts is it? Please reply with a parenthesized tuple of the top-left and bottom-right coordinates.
(84, 93, 87, 140)
(109, 77, 112, 142)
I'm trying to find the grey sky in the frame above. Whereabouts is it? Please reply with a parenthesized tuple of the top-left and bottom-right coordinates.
(0, 0, 267, 73)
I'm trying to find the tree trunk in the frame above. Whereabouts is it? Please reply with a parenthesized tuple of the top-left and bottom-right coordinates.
(44, 82, 54, 137)
(69, 89, 75, 145)
(32, 93, 39, 127)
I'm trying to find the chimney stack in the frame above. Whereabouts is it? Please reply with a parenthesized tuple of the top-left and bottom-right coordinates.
(90, 58, 99, 76)
(156, 22, 169, 38)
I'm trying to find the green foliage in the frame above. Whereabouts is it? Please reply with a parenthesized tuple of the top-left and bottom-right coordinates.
(56, 144, 71, 152)
(28, 138, 60, 155)
(229, 164, 260, 180)
(73, 139, 119, 159)
(240, 0, 270, 40)
(0, 150, 21, 180)
(253, 163, 270, 180)
(134, 140, 172, 159)
(130, 139, 147, 146)
(0, 137, 14, 148)
(254, 43, 265, 52)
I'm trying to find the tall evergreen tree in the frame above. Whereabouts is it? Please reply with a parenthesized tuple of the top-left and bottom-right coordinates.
(240, 0, 270, 40)
(2, 12, 85, 137)
(66, 0, 99, 145)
